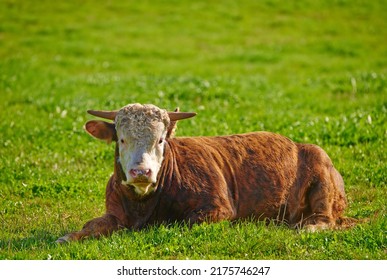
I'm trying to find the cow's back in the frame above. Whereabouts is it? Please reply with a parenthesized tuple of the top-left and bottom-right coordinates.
(163, 132, 299, 221)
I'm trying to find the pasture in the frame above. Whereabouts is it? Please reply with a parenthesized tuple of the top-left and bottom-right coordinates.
(0, 0, 386, 259)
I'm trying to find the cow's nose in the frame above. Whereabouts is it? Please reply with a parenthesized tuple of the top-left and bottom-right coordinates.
(130, 168, 152, 178)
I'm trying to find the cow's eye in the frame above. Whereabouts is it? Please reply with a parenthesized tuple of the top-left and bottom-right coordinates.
(158, 138, 164, 144)
(120, 139, 125, 144)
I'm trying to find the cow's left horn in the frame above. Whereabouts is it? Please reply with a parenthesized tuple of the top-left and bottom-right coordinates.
(87, 110, 118, 120)
(168, 112, 196, 121)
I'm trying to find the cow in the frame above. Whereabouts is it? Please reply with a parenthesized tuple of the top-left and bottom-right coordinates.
(56, 103, 353, 243)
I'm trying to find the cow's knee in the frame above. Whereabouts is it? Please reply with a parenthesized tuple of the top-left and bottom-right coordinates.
(188, 207, 233, 224)
(303, 177, 336, 227)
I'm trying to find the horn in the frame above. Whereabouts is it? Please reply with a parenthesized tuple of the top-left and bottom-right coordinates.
(168, 112, 197, 121)
(87, 110, 118, 120)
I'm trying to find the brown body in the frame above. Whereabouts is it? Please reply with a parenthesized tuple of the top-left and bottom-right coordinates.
(58, 131, 349, 242)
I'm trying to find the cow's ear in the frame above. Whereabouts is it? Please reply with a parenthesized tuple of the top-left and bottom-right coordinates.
(84, 120, 117, 143)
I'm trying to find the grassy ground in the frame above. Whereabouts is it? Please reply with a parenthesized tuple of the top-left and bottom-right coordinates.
(0, 0, 386, 259)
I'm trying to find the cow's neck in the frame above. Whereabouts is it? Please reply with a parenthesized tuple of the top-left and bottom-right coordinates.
(157, 141, 175, 190)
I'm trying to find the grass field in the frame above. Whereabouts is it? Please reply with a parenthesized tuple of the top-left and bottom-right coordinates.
(0, 0, 386, 259)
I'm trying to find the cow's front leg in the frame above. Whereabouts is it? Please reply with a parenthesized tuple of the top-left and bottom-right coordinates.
(56, 214, 122, 243)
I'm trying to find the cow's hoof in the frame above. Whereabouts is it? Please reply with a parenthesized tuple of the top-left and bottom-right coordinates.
(303, 223, 330, 233)
(56, 234, 71, 244)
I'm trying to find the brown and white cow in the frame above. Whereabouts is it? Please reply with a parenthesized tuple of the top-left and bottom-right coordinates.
(57, 103, 353, 243)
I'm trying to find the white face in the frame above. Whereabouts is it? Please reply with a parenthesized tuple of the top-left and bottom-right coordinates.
(115, 105, 169, 196)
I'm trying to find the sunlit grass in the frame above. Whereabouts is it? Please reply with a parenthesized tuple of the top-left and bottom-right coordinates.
(0, 0, 385, 259)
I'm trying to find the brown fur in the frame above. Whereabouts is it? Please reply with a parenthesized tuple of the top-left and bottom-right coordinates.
(57, 131, 351, 242)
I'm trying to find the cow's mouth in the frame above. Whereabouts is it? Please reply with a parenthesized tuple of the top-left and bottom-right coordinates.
(129, 182, 156, 196)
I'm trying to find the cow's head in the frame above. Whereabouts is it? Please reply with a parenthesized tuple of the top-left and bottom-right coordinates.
(84, 103, 196, 196)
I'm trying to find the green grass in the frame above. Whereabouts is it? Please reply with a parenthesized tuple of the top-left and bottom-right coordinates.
(0, 0, 386, 260)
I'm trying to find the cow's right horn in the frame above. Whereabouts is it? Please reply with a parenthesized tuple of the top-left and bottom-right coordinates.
(87, 110, 118, 120)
